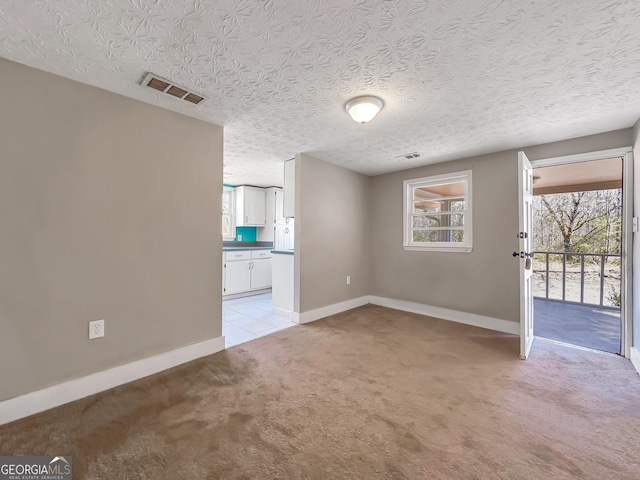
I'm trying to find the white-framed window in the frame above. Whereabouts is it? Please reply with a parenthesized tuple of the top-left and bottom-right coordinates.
(403, 170, 472, 253)
(222, 186, 235, 241)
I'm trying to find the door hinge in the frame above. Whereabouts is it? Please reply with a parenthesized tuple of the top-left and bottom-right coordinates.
(516, 232, 528, 239)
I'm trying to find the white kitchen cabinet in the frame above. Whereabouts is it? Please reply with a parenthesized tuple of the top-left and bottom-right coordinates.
(235, 186, 266, 226)
(275, 224, 294, 251)
(257, 187, 281, 242)
(258, 187, 293, 244)
(283, 159, 295, 218)
(250, 258, 272, 289)
(224, 259, 252, 295)
(275, 189, 286, 224)
(272, 252, 294, 317)
(223, 249, 272, 296)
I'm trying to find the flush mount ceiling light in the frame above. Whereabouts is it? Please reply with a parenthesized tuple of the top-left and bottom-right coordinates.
(345, 95, 384, 124)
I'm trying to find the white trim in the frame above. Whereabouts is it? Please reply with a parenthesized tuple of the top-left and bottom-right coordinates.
(403, 245, 473, 253)
(369, 296, 519, 335)
(621, 151, 634, 358)
(631, 347, 640, 376)
(223, 288, 271, 300)
(530, 146, 632, 168)
(536, 337, 619, 357)
(294, 296, 370, 324)
(0, 336, 225, 426)
(273, 307, 292, 318)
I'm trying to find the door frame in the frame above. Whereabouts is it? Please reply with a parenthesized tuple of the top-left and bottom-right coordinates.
(530, 146, 634, 358)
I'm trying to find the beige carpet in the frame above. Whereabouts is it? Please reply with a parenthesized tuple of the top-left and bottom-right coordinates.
(1, 305, 639, 479)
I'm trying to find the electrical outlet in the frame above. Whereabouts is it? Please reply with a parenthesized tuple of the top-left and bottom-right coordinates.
(89, 319, 104, 339)
(238, 234, 243, 241)
(346, 275, 351, 285)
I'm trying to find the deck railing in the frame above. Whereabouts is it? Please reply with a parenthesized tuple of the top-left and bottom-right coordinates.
(533, 251, 621, 309)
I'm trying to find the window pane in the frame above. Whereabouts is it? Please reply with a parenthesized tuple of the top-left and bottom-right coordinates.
(413, 230, 438, 243)
(414, 180, 466, 199)
(449, 200, 465, 212)
(412, 227, 465, 243)
(222, 192, 230, 215)
(222, 215, 231, 236)
(451, 228, 465, 242)
(412, 214, 464, 228)
(413, 199, 442, 213)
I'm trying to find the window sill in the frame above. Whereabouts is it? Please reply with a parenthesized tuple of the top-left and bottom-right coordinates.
(403, 245, 473, 253)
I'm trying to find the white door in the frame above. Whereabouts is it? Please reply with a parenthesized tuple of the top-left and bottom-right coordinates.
(250, 259, 272, 289)
(518, 151, 534, 359)
(224, 260, 251, 295)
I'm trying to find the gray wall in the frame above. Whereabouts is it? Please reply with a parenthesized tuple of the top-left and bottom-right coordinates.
(633, 119, 640, 349)
(296, 154, 370, 312)
(370, 129, 633, 324)
(0, 58, 223, 401)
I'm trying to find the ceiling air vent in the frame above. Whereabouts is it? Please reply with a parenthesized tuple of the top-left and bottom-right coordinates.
(141, 73, 206, 105)
(394, 152, 421, 160)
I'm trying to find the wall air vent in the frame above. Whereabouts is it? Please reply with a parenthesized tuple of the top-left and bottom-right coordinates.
(141, 73, 206, 105)
(394, 152, 421, 160)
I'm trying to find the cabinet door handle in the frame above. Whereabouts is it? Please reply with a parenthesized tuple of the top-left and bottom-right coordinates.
(245, 216, 248, 223)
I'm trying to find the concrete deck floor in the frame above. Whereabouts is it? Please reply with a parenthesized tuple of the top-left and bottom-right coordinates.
(534, 298, 621, 354)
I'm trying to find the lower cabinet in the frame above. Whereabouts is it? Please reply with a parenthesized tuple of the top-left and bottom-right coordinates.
(223, 250, 272, 296)
(275, 224, 294, 251)
(250, 258, 272, 289)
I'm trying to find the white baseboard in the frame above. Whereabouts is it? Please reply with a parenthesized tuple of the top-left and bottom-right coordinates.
(295, 296, 370, 324)
(0, 335, 225, 426)
(631, 346, 640, 376)
(369, 296, 519, 335)
(223, 288, 271, 300)
(274, 307, 292, 318)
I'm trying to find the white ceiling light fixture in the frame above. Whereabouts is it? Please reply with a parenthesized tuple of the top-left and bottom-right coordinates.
(345, 95, 384, 124)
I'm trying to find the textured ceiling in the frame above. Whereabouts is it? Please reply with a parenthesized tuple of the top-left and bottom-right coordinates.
(1, 0, 640, 187)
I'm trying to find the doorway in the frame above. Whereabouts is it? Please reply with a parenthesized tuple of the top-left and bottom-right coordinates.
(531, 157, 622, 353)
(524, 147, 633, 358)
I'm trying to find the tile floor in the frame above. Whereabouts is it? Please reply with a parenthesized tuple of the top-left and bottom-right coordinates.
(223, 292, 296, 347)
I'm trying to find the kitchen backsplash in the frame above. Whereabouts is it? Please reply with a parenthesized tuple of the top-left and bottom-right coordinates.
(234, 226, 257, 242)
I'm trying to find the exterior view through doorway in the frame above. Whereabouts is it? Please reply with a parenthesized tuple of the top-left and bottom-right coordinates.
(525, 147, 634, 357)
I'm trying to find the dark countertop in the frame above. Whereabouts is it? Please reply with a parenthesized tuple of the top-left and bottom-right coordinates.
(272, 250, 294, 255)
(223, 241, 274, 251)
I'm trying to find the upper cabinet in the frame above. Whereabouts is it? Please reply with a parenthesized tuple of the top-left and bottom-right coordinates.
(235, 186, 266, 226)
(257, 187, 280, 242)
(275, 189, 286, 224)
(283, 159, 295, 218)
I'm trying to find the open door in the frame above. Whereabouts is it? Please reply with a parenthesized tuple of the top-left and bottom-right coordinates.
(518, 151, 534, 359)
